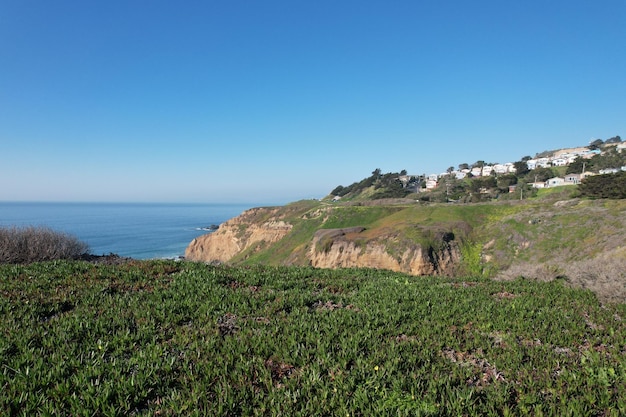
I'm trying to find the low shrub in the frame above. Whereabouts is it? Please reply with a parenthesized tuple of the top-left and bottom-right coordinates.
(0, 226, 89, 263)
(459, 241, 484, 277)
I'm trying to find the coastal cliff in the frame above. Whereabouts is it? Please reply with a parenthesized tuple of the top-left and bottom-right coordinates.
(185, 200, 468, 276)
(185, 198, 626, 303)
(307, 227, 460, 275)
(185, 207, 293, 263)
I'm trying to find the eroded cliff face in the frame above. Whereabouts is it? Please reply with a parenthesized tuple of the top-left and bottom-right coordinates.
(185, 207, 293, 263)
(308, 227, 460, 276)
(185, 207, 462, 276)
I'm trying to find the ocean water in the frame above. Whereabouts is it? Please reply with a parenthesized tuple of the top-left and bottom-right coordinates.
(0, 202, 257, 259)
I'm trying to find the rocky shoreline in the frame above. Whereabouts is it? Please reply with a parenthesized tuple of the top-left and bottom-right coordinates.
(78, 253, 134, 265)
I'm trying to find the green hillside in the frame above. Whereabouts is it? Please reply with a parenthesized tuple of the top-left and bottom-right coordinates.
(217, 192, 626, 303)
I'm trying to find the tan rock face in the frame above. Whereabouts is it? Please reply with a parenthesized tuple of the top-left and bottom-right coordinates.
(184, 208, 293, 262)
(308, 228, 460, 276)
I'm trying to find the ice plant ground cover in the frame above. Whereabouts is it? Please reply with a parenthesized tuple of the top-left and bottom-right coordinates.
(1, 260, 625, 416)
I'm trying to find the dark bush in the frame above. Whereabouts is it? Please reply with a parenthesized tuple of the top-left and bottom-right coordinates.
(579, 171, 626, 199)
(0, 226, 90, 263)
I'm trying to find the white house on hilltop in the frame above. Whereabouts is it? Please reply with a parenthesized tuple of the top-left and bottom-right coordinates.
(551, 158, 568, 167)
(545, 177, 566, 187)
(564, 173, 581, 184)
(493, 164, 508, 174)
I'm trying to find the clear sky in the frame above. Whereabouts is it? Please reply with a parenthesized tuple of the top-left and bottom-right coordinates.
(1, 1, 624, 204)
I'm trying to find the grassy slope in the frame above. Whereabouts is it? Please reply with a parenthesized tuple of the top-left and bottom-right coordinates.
(480, 197, 626, 302)
(1, 260, 625, 416)
(236, 201, 512, 267)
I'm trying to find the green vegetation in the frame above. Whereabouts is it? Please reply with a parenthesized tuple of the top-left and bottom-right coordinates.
(0, 226, 89, 263)
(2, 260, 625, 416)
(578, 171, 626, 199)
(323, 206, 404, 229)
(459, 241, 485, 276)
(330, 169, 415, 201)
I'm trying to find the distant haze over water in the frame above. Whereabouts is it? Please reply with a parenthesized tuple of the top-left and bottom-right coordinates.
(0, 202, 257, 259)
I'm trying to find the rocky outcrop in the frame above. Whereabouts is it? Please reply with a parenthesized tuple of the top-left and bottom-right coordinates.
(185, 207, 293, 263)
(308, 227, 460, 276)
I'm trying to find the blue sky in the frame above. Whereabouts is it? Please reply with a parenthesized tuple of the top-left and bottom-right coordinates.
(1, 1, 624, 204)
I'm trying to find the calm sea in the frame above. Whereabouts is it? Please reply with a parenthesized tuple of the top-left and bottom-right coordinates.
(0, 202, 258, 259)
